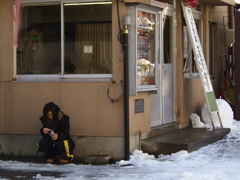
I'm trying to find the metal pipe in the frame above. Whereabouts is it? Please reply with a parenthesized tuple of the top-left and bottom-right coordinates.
(123, 24, 130, 160)
(234, 12, 240, 119)
(228, 5, 234, 29)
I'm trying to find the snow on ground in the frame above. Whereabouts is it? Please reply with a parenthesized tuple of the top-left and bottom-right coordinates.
(191, 99, 234, 129)
(1, 99, 240, 180)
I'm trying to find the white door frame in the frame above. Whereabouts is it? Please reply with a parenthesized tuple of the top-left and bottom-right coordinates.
(151, 6, 176, 127)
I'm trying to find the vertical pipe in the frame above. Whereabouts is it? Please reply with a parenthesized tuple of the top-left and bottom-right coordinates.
(61, 3, 64, 77)
(123, 25, 130, 160)
(234, 12, 240, 120)
(228, 5, 234, 29)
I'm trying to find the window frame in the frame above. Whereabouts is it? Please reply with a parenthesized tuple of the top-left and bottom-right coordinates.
(13, 0, 112, 82)
(126, 3, 162, 95)
(208, 22, 215, 78)
(183, 8, 203, 79)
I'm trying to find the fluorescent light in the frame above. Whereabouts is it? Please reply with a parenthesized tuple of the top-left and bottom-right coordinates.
(64, 2, 112, 6)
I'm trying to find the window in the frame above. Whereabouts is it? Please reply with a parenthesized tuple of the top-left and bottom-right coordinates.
(183, 9, 202, 78)
(137, 10, 156, 86)
(16, 2, 112, 80)
(163, 14, 172, 63)
(126, 3, 160, 95)
(155, 0, 173, 5)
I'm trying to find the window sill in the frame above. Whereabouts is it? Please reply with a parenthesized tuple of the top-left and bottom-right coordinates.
(184, 73, 199, 79)
(13, 74, 112, 82)
(137, 85, 158, 92)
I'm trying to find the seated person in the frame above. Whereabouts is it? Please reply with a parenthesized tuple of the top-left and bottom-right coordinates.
(64, 57, 76, 73)
(37, 102, 75, 164)
(50, 57, 76, 74)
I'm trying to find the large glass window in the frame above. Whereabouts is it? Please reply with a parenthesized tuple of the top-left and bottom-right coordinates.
(17, 5, 61, 74)
(17, 2, 112, 77)
(64, 3, 112, 74)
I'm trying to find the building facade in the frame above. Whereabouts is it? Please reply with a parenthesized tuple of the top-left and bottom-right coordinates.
(0, 0, 235, 160)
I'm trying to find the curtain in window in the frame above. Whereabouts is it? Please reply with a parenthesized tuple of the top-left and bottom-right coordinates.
(75, 23, 112, 74)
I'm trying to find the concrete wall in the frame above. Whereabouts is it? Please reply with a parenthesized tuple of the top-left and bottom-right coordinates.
(0, 0, 13, 135)
(129, 92, 151, 136)
(0, 0, 13, 82)
(3, 82, 124, 136)
(0, 134, 125, 160)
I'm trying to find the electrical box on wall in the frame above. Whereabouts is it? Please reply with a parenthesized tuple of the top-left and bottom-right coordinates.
(225, 28, 235, 47)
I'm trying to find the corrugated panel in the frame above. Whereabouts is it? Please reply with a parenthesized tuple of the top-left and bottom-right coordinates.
(75, 23, 112, 73)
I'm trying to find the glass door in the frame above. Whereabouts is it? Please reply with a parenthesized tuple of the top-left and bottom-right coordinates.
(162, 12, 175, 125)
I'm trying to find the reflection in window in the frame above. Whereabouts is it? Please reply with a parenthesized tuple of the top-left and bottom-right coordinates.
(64, 4, 112, 74)
(163, 15, 172, 63)
(137, 10, 156, 86)
(17, 5, 61, 74)
(155, 0, 173, 5)
(17, 3, 112, 75)
(183, 18, 202, 74)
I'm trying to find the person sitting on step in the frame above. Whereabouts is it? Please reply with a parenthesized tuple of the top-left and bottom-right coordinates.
(37, 102, 75, 164)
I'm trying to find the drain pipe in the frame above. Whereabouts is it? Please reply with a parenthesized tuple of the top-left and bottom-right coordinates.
(228, 5, 234, 29)
(123, 16, 131, 160)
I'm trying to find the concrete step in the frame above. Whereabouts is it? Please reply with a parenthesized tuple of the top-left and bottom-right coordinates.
(84, 155, 113, 164)
(141, 127, 231, 156)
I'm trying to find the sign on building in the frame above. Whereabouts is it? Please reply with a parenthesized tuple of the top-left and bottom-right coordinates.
(181, 3, 223, 129)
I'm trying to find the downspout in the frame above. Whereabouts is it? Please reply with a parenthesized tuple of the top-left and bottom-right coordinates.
(234, 11, 240, 119)
(123, 17, 130, 160)
(228, 5, 234, 29)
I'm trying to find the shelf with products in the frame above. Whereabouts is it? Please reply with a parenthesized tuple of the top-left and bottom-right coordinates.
(136, 11, 155, 86)
(126, 3, 162, 95)
(137, 35, 149, 59)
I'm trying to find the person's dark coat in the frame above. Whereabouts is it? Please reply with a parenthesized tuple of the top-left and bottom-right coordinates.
(39, 111, 75, 149)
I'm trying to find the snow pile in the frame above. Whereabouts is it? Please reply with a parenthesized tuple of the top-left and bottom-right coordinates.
(225, 119, 240, 139)
(157, 150, 190, 162)
(190, 113, 209, 128)
(191, 99, 234, 129)
(202, 99, 233, 128)
(117, 149, 157, 167)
